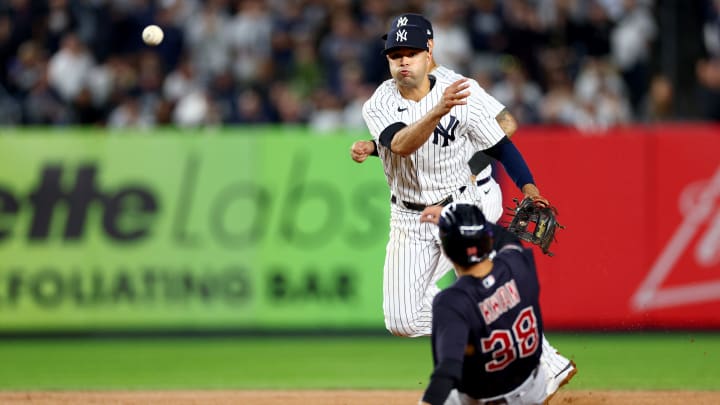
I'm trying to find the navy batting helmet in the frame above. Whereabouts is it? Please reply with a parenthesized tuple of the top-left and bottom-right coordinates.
(438, 203, 494, 267)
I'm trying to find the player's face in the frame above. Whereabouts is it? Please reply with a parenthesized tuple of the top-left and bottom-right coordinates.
(386, 47, 431, 88)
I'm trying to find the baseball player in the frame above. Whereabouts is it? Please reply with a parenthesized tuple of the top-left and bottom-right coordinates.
(351, 13, 533, 223)
(418, 202, 576, 405)
(362, 20, 543, 338)
(359, 13, 576, 391)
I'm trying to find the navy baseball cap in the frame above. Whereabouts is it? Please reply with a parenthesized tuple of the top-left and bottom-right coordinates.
(382, 25, 429, 55)
(382, 13, 433, 40)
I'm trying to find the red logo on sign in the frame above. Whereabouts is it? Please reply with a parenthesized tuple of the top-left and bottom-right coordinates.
(632, 167, 720, 311)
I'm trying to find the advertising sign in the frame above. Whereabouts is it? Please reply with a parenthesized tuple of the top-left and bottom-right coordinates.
(0, 131, 389, 331)
(500, 124, 720, 329)
(3, 124, 719, 332)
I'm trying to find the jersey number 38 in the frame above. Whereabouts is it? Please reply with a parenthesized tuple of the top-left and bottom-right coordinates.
(481, 306, 540, 372)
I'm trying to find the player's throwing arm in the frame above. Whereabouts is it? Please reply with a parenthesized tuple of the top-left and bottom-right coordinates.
(389, 78, 471, 156)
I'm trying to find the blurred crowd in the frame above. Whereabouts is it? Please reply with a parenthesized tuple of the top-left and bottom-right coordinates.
(1, 0, 719, 132)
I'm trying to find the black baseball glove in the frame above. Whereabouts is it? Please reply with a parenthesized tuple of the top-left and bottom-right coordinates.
(506, 198, 564, 256)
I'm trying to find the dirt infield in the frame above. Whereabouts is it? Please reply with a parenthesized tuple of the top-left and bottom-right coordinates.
(1, 390, 720, 404)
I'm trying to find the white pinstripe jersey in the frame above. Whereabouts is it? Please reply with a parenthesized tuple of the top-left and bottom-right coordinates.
(432, 65, 505, 117)
(362, 73, 506, 205)
(431, 65, 505, 180)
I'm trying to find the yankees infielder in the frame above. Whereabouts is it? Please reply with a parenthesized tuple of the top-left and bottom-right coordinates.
(419, 202, 576, 405)
(352, 14, 541, 223)
(362, 21, 541, 337)
(359, 13, 575, 390)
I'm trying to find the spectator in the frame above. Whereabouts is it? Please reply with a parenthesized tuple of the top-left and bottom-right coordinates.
(610, 0, 656, 115)
(697, 0, 720, 120)
(0, 15, 13, 85)
(23, 71, 71, 125)
(231, 88, 273, 124)
(343, 83, 374, 130)
(0, 0, 714, 128)
(209, 69, 240, 123)
(7, 40, 46, 97)
(173, 89, 221, 127)
(271, 0, 312, 80)
(45, 0, 77, 53)
(227, 0, 273, 85)
(640, 74, 674, 122)
(308, 87, 344, 133)
(467, 0, 507, 54)
(574, 57, 632, 130)
(577, 0, 613, 59)
(163, 56, 199, 103)
(70, 87, 105, 125)
(502, 0, 548, 86)
(184, 0, 231, 81)
(108, 95, 155, 129)
(288, 37, 323, 98)
(539, 65, 578, 125)
(0, 84, 22, 125)
(318, 11, 366, 92)
(429, 0, 474, 75)
(47, 32, 95, 102)
(269, 82, 306, 124)
(491, 61, 543, 123)
(696, 58, 720, 120)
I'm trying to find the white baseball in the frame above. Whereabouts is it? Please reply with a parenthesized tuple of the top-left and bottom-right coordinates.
(142, 25, 164, 46)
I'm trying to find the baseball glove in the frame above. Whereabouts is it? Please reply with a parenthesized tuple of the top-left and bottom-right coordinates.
(506, 198, 564, 256)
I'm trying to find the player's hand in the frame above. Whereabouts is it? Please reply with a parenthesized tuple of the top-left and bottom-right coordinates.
(350, 140, 375, 163)
(521, 183, 549, 207)
(434, 78, 470, 116)
(420, 205, 443, 224)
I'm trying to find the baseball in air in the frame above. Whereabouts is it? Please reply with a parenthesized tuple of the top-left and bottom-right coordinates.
(142, 25, 164, 46)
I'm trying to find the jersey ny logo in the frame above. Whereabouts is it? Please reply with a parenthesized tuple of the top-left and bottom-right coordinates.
(432, 115, 459, 147)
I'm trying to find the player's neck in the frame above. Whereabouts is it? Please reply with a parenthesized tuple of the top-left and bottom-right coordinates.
(462, 261, 493, 279)
(397, 75, 432, 101)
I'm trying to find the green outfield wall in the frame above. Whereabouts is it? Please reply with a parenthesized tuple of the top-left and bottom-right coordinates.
(0, 129, 390, 332)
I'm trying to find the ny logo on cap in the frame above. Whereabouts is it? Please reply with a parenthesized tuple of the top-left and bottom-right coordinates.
(397, 16, 408, 27)
(396, 29, 407, 42)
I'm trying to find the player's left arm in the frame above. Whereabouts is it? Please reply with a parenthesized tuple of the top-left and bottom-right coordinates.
(465, 84, 548, 205)
(484, 138, 548, 205)
(467, 110, 516, 175)
(466, 80, 516, 176)
(421, 292, 469, 405)
(495, 109, 518, 138)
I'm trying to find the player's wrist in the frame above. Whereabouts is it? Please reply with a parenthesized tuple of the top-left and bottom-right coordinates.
(521, 183, 540, 198)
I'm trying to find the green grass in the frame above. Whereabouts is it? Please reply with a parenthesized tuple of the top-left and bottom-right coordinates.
(0, 333, 718, 390)
(559, 332, 720, 390)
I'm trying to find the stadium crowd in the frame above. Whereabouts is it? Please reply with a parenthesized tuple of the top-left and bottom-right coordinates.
(1, 0, 719, 131)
